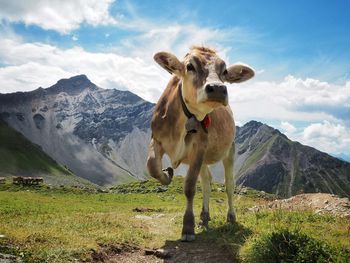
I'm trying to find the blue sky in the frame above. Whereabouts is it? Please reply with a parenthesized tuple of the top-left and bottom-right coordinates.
(0, 0, 349, 160)
(5, 0, 350, 82)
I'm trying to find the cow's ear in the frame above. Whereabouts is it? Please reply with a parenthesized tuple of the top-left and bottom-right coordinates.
(154, 52, 184, 77)
(224, 63, 255, 83)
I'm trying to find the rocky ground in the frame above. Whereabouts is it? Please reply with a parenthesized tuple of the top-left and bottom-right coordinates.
(248, 193, 350, 218)
(0, 252, 23, 263)
(91, 241, 236, 263)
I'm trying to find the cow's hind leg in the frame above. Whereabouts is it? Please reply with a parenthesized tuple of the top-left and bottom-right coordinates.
(199, 165, 211, 229)
(223, 143, 236, 223)
(147, 138, 173, 185)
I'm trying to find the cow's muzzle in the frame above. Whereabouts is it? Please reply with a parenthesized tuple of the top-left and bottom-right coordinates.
(204, 83, 228, 105)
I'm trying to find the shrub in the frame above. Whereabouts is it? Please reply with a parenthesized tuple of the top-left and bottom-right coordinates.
(246, 229, 349, 263)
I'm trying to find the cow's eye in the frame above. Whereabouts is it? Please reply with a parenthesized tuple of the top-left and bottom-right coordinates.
(186, 63, 195, 72)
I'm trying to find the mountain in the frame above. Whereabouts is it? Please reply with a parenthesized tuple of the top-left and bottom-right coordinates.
(0, 119, 93, 186)
(0, 75, 151, 186)
(1, 75, 349, 197)
(233, 121, 350, 197)
(334, 153, 350, 163)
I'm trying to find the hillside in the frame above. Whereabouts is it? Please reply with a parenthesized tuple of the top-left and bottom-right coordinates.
(0, 75, 148, 185)
(0, 120, 94, 187)
(0, 178, 349, 262)
(234, 121, 350, 197)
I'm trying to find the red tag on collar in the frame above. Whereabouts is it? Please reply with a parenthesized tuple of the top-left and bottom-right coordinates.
(202, 115, 211, 129)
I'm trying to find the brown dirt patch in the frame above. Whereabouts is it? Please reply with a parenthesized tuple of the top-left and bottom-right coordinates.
(91, 239, 238, 263)
(91, 244, 162, 263)
(160, 239, 237, 263)
(132, 207, 163, 213)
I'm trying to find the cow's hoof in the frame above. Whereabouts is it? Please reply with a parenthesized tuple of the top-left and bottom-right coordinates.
(199, 211, 210, 229)
(227, 211, 236, 224)
(181, 234, 195, 242)
(198, 220, 209, 229)
(160, 167, 173, 185)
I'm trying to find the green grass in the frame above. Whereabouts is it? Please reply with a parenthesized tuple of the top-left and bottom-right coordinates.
(238, 135, 277, 175)
(0, 121, 67, 175)
(0, 177, 349, 262)
(0, 121, 93, 187)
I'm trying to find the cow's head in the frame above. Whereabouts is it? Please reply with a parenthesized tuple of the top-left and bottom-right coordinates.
(154, 46, 254, 120)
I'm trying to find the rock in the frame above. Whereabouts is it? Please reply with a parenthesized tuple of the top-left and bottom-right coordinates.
(132, 207, 158, 213)
(260, 193, 350, 218)
(154, 214, 165, 218)
(215, 198, 224, 204)
(0, 253, 23, 263)
(40, 106, 48, 112)
(15, 113, 25, 122)
(240, 187, 248, 194)
(155, 249, 171, 259)
(248, 206, 260, 213)
(144, 249, 155, 255)
(154, 186, 167, 193)
(33, 113, 45, 129)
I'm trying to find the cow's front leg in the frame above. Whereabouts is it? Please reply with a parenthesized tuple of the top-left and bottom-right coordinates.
(181, 140, 207, 242)
(147, 138, 173, 185)
(223, 143, 236, 223)
(199, 165, 211, 229)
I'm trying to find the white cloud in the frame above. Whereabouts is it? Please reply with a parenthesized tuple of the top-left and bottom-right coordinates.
(296, 121, 350, 155)
(280, 121, 297, 135)
(0, 0, 117, 34)
(230, 75, 350, 124)
(0, 37, 168, 102)
(116, 24, 232, 63)
(276, 119, 350, 157)
(0, 20, 253, 101)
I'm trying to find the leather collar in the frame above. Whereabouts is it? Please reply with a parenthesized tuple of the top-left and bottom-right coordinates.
(178, 83, 211, 133)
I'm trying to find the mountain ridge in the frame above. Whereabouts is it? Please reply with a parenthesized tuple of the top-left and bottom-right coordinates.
(0, 75, 349, 197)
(0, 75, 150, 185)
(233, 120, 350, 197)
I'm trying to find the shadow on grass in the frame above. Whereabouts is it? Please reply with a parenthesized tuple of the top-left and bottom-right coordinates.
(161, 222, 252, 263)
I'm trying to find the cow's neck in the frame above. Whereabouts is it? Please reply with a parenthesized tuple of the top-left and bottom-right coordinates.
(179, 83, 210, 121)
(178, 83, 211, 134)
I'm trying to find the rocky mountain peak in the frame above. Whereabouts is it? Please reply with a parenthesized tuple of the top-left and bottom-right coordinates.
(47, 75, 97, 95)
(236, 121, 286, 144)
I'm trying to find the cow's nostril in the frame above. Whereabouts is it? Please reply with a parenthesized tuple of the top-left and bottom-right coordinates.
(223, 88, 227, 95)
(205, 85, 215, 93)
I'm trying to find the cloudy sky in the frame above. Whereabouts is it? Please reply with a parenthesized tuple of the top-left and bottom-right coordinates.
(0, 0, 349, 161)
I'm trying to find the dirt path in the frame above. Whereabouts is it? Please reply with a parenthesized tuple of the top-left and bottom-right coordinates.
(92, 240, 238, 263)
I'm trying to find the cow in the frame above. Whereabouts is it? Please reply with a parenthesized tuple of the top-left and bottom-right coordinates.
(147, 46, 254, 241)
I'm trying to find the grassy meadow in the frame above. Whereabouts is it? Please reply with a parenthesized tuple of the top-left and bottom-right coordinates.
(0, 177, 349, 262)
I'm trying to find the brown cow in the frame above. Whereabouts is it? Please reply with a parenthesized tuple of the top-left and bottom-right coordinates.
(147, 46, 254, 241)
